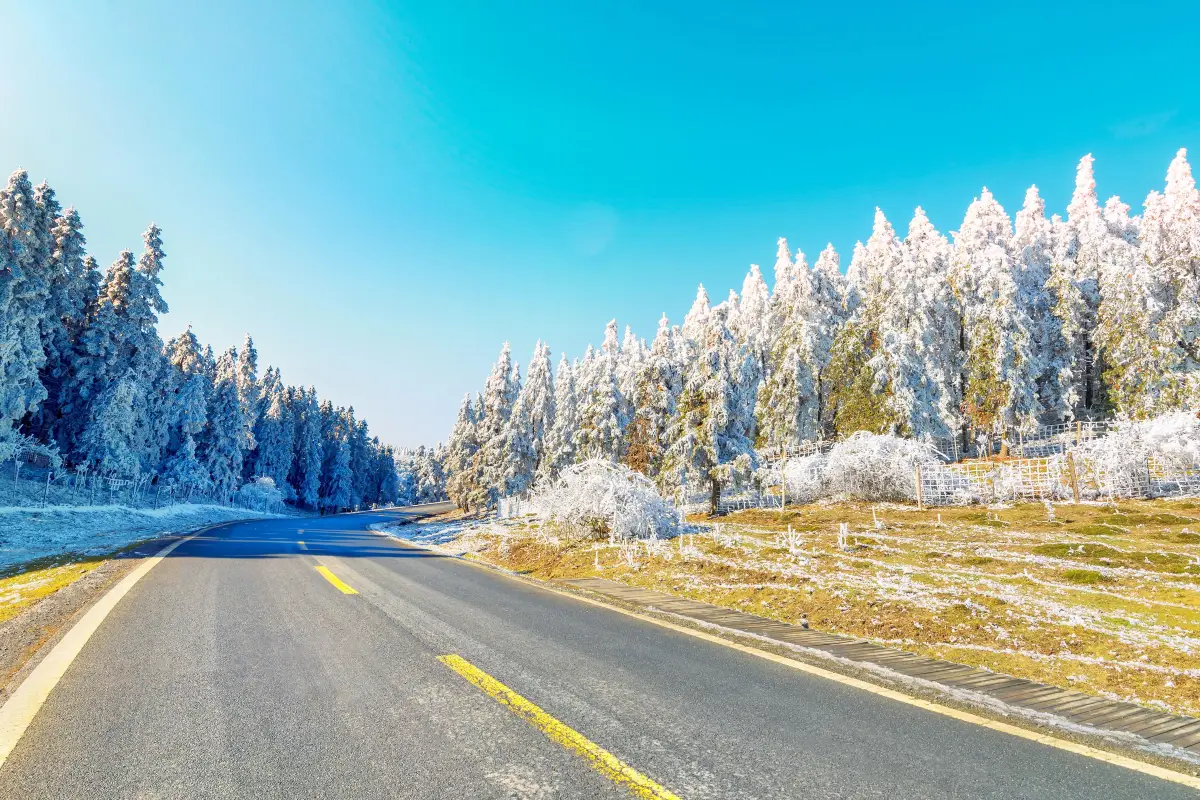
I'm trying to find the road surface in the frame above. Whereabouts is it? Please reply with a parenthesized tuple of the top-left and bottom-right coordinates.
(0, 507, 1191, 798)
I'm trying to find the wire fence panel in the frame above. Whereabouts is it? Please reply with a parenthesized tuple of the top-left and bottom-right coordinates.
(1, 458, 246, 511)
(919, 453, 1200, 506)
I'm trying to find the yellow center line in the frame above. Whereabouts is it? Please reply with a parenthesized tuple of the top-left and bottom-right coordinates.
(315, 565, 358, 595)
(438, 654, 680, 800)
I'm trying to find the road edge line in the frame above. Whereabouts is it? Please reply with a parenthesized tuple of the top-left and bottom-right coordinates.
(439, 654, 681, 799)
(0, 527, 212, 769)
(384, 532, 1200, 791)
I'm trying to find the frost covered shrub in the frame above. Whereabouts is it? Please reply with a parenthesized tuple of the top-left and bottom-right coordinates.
(531, 459, 682, 540)
(782, 454, 828, 504)
(235, 477, 285, 513)
(1074, 412, 1200, 497)
(822, 432, 941, 502)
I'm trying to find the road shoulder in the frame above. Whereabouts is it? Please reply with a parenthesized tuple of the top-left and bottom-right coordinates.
(0, 524, 231, 704)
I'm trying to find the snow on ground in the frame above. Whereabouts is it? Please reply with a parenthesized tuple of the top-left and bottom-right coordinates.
(0, 503, 281, 569)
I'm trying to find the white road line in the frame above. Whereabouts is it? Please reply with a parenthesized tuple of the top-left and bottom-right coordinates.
(0, 533, 199, 768)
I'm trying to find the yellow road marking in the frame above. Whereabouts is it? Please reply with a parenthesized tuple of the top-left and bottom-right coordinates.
(297, 540, 308, 551)
(417, 545, 1200, 791)
(315, 565, 358, 595)
(0, 529, 209, 769)
(438, 655, 680, 799)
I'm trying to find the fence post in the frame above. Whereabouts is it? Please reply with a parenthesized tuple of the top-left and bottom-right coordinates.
(1075, 421, 1082, 447)
(780, 457, 787, 515)
(914, 464, 924, 510)
(1066, 452, 1081, 504)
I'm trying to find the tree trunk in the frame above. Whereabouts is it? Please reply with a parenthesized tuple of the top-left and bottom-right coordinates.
(709, 476, 721, 516)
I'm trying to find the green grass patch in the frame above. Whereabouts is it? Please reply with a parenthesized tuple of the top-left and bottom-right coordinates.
(1062, 568, 1107, 585)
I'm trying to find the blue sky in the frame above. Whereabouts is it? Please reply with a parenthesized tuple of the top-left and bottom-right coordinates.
(3, 1, 1197, 447)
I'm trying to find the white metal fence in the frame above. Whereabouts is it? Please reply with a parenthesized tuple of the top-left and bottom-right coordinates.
(917, 452, 1200, 506)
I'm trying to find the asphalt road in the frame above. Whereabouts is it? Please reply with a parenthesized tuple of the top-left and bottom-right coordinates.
(0, 507, 1191, 799)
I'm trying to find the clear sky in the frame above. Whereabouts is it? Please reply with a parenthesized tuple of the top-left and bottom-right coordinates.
(3, 1, 1197, 447)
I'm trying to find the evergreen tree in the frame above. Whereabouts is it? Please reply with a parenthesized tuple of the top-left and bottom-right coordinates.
(253, 381, 296, 500)
(0, 170, 47, 435)
(1142, 149, 1200, 408)
(664, 305, 757, 513)
(68, 251, 139, 464)
(292, 387, 323, 508)
(538, 356, 578, 483)
(445, 393, 482, 509)
(953, 189, 1041, 440)
(625, 315, 682, 480)
(34, 205, 89, 450)
(502, 341, 554, 495)
(77, 371, 141, 476)
(825, 212, 902, 437)
(130, 225, 171, 472)
(1051, 155, 1105, 416)
(1013, 186, 1072, 420)
(162, 373, 211, 492)
(375, 443, 401, 505)
(473, 343, 520, 506)
(575, 332, 624, 462)
(202, 348, 245, 497)
(867, 208, 958, 439)
(732, 264, 772, 378)
(236, 333, 260, 463)
(681, 284, 712, 342)
(324, 438, 355, 512)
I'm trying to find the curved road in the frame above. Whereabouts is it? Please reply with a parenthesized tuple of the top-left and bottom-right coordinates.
(0, 507, 1190, 799)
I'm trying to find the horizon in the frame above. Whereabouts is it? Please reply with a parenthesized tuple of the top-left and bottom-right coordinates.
(4, 0, 1197, 447)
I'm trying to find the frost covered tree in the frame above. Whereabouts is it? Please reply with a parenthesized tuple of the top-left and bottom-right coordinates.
(445, 393, 483, 509)
(161, 373, 210, 491)
(0, 171, 49, 435)
(323, 438, 355, 512)
(825, 212, 903, 437)
(1013, 186, 1072, 420)
(474, 343, 520, 506)
(31, 203, 90, 448)
(1137, 148, 1200, 410)
(732, 263, 772, 377)
(290, 387, 323, 508)
(952, 189, 1042, 441)
(68, 251, 141, 463)
(1051, 155, 1106, 416)
(236, 333, 260, 462)
(538, 355, 578, 483)
(253, 381, 295, 500)
(502, 341, 554, 496)
(77, 372, 141, 476)
(616, 326, 648, 427)
(575, 333, 624, 462)
(129, 225, 172, 472)
(866, 209, 958, 439)
(664, 305, 757, 513)
(202, 348, 245, 497)
(681, 284, 712, 343)
(625, 315, 683, 480)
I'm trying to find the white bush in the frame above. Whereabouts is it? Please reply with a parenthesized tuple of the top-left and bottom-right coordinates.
(822, 432, 941, 502)
(782, 454, 828, 504)
(531, 459, 682, 540)
(235, 476, 286, 513)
